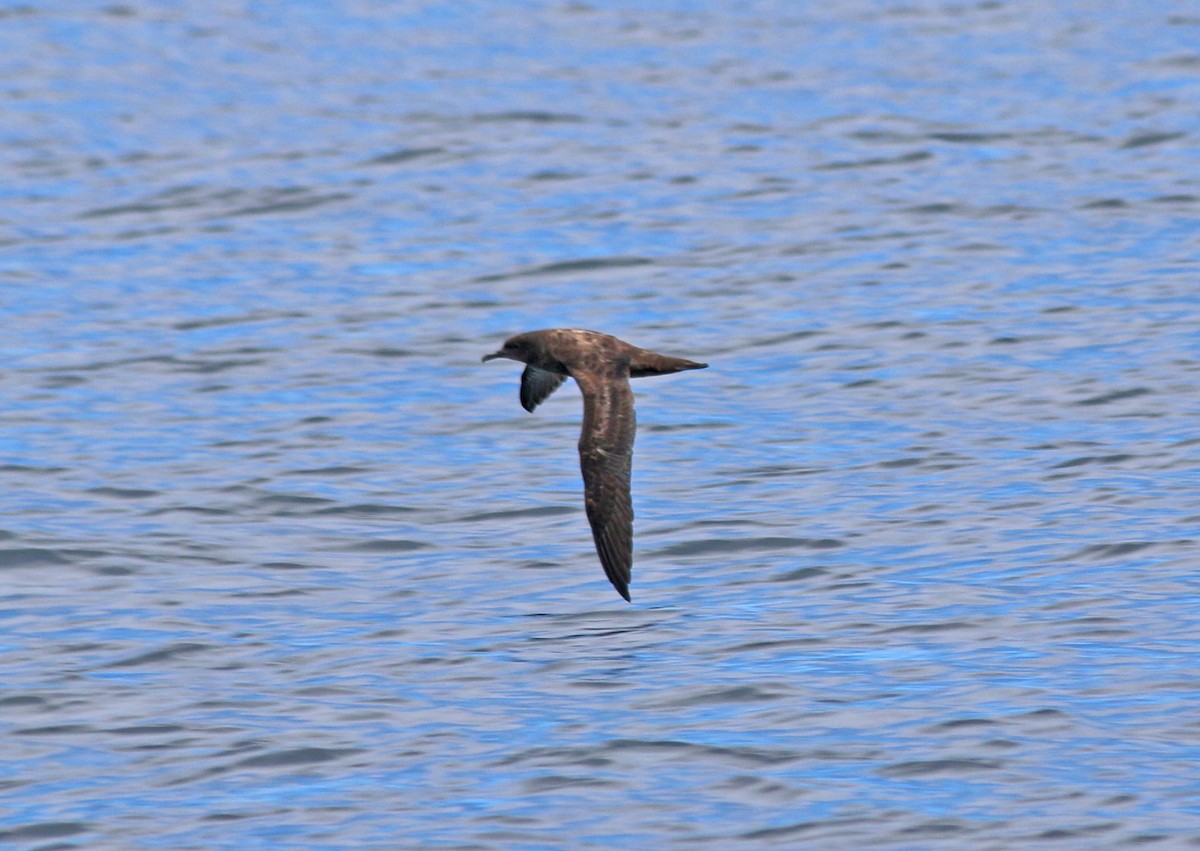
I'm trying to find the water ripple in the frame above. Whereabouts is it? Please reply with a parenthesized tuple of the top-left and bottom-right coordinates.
(1, 1, 1198, 848)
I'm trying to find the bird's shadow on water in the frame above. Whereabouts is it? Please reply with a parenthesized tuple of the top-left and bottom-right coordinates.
(520, 606, 681, 645)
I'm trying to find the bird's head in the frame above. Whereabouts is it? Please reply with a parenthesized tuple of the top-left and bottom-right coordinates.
(482, 334, 533, 364)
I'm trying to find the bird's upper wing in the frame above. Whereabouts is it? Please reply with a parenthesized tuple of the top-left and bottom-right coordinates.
(520, 365, 567, 413)
(574, 364, 636, 601)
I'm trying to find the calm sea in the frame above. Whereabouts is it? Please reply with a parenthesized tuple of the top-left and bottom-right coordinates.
(2, 2, 1198, 848)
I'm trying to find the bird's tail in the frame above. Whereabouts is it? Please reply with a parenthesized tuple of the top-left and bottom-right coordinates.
(628, 349, 708, 378)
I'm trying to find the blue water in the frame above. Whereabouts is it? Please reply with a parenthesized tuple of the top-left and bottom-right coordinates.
(3, 2, 1199, 848)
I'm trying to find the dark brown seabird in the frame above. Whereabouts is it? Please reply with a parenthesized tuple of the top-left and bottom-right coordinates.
(483, 328, 708, 602)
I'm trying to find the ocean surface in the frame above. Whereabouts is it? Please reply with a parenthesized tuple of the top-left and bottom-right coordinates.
(3, 2, 1199, 848)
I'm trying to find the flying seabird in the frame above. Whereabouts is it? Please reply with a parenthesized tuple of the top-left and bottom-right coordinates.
(483, 328, 707, 601)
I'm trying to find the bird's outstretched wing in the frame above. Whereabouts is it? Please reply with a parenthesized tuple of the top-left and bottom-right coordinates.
(520, 365, 567, 413)
(575, 365, 636, 601)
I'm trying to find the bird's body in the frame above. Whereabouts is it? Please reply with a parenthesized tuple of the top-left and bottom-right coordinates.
(483, 329, 707, 601)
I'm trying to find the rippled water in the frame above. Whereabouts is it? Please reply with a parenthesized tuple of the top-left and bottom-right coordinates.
(3, 2, 1200, 848)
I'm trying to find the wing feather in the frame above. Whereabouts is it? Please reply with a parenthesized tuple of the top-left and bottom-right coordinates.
(575, 367, 636, 601)
(520, 365, 567, 413)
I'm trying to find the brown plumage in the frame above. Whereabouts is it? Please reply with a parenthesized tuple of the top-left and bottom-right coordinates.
(483, 329, 707, 601)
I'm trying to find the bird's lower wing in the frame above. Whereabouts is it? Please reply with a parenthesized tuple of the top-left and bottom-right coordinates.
(576, 369, 636, 601)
